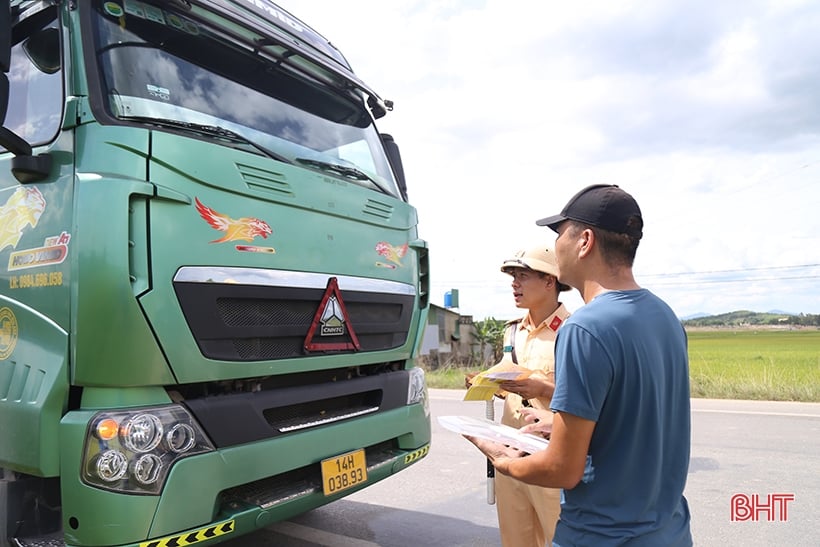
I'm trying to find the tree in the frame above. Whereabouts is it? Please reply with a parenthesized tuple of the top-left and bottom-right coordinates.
(472, 317, 506, 366)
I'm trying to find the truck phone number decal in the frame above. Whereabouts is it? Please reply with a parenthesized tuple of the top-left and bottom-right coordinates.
(8, 271, 64, 289)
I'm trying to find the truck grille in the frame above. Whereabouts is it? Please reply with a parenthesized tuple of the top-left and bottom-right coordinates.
(184, 368, 411, 447)
(173, 268, 415, 361)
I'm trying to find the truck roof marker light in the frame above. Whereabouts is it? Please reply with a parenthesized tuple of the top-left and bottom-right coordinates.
(94, 418, 119, 441)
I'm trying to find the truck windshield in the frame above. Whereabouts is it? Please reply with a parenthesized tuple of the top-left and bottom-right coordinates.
(86, 0, 400, 197)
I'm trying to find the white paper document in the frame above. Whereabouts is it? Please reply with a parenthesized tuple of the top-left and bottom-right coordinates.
(438, 415, 549, 454)
(482, 371, 527, 381)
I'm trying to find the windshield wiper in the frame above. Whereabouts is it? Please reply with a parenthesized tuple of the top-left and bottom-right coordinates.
(120, 116, 292, 164)
(295, 158, 390, 195)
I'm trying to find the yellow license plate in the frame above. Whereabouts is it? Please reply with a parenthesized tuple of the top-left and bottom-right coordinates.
(321, 448, 367, 496)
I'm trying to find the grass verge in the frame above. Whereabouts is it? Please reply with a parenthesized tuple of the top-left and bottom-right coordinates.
(421, 328, 820, 402)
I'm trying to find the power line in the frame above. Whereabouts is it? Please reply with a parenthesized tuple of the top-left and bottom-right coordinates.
(431, 264, 820, 291)
(647, 274, 820, 287)
(730, 158, 820, 194)
(639, 263, 820, 278)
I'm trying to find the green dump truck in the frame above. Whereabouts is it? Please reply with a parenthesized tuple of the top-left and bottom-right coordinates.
(0, 1, 431, 545)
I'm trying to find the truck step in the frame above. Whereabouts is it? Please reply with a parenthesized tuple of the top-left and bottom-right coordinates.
(11, 532, 65, 547)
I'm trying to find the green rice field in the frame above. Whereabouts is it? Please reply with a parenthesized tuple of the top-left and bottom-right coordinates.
(424, 329, 820, 402)
(687, 329, 820, 402)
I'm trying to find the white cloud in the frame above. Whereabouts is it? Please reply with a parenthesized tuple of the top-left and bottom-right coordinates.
(279, 0, 820, 319)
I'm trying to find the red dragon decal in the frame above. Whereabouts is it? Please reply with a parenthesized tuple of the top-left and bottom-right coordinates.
(194, 197, 272, 244)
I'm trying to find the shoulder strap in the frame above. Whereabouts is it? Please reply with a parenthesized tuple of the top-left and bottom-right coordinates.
(508, 322, 518, 364)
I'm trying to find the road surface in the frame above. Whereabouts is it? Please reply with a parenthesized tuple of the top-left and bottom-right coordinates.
(223, 390, 820, 546)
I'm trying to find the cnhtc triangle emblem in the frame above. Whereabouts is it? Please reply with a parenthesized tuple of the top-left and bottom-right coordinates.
(304, 277, 361, 352)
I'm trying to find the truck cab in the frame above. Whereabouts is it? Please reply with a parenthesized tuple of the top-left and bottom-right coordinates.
(0, 2, 430, 546)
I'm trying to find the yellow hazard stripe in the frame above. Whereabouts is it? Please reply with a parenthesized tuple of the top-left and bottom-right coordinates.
(140, 519, 235, 547)
(403, 444, 430, 464)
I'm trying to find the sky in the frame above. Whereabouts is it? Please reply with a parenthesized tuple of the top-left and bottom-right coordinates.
(279, 0, 820, 321)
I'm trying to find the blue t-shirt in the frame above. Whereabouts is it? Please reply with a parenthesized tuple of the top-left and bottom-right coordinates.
(550, 289, 692, 546)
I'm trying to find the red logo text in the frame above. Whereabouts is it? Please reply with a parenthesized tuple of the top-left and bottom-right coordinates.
(730, 493, 794, 522)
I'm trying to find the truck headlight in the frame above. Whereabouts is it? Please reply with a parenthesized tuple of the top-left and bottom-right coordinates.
(407, 367, 429, 416)
(82, 405, 214, 494)
(94, 450, 128, 482)
(120, 413, 163, 453)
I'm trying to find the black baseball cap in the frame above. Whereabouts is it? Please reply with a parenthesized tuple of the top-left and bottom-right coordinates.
(536, 184, 643, 239)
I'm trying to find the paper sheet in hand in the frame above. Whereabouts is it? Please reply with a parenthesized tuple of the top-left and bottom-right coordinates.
(483, 371, 527, 381)
(463, 376, 502, 401)
(438, 415, 549, 454)
(463, 367, 532, 401)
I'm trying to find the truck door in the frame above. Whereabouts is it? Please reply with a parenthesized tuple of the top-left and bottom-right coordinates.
(1, 4, 73, 328)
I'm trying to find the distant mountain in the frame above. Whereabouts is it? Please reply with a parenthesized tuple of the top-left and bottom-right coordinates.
(685, 310, 798, 320)
(680, 312, 710, 321)
(766, 309, 797, 316)
(681, 310, 813, 327)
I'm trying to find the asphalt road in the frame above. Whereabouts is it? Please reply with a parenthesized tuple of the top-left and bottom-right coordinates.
(224, 390, 820, 547)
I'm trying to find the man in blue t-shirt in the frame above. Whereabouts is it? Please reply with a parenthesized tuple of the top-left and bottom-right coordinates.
(466, 184, 692, 546)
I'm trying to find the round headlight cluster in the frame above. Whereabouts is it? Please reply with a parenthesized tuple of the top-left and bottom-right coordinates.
(82, 405, 214, 494)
